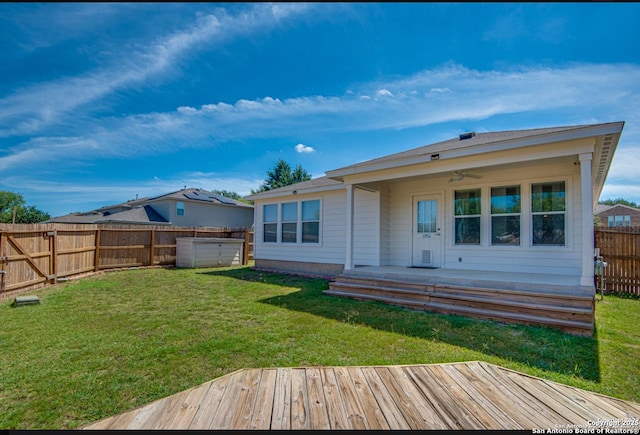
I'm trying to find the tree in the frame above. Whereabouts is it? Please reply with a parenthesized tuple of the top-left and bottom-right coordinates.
(0, 191, 25, 223)
(598, 197, 639, 208)
(251, 159, 312, 193)
(13, 205, 51, 223)
(211, 189, 242, 200)
(0, 190, 51, 223)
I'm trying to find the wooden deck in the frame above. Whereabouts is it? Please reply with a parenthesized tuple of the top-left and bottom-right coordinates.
(82, 361, 640, 430)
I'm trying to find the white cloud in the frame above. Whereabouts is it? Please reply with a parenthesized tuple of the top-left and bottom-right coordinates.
(2, 62, 639, 189)
(177, 106, 197, 113)
(0, 3, 316, 137)
(376, 89, 394, 97)
(295, 143, 315, 153)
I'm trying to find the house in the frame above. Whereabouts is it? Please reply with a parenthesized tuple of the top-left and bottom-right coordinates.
(245, 121, 625, 335)
(48, 187, 254, 228)
(595, 203, 640, 228)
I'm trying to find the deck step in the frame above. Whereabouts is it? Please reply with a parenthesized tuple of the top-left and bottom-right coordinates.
(333, 275, 593, 304)
(326, 274, 595, 335)
(329, 281, 593, 313)
(323, 289, 593, 335)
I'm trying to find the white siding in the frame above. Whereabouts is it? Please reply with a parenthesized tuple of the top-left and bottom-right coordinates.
(379, 186, 391, 265)
(387, 159, 584, 277)
(353, 188, 380, 266)
(252, 154, 587, 279)
(253, 189, 347, 265)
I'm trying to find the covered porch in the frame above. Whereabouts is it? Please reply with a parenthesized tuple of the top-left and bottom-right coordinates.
(325, 266, 595, 336)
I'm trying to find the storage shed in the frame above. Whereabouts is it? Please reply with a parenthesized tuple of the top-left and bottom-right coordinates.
(176, 237, 244, 268)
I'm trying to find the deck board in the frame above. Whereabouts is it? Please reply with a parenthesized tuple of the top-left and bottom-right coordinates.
(82, 361, 640, 430)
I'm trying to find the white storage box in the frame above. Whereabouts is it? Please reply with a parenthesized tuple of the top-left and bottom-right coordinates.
(176, 237, 244, 268)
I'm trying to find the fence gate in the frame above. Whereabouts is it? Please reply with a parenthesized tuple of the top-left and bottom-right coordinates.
(0, 229, 55, 293)
(594, 227, 640, 297)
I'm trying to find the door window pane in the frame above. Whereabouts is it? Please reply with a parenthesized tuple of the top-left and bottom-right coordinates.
(417, 200, 437, 233)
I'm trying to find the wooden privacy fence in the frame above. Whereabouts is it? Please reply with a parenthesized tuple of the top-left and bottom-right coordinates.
(594, 226, 640, 296)
(0, 223, 254, 296)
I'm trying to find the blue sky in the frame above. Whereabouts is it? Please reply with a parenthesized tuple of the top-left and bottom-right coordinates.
(1, 3, 640, 217)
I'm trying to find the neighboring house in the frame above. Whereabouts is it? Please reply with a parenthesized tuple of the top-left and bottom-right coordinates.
(595, 203, 640, 228)
(48, 188, 254, 228)
(246, 121, 625, 335)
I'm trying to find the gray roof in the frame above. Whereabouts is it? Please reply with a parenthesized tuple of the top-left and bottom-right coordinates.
(327, 122, 624, 177)
(91, 188, 252, 213)
(142, 187, 254, 208)
(47, 205, 170, 225)
(49, 188, 253, 223)
(595, 203, 640, 214)
(247, 121, 624, 202)
(244, 176, 344, 200)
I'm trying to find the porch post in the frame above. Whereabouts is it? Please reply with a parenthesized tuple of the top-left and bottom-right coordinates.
(345, 183, 354, 270)
(579, 152, 594, 286)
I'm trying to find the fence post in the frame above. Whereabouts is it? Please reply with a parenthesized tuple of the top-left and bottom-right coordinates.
(243, 229, 250, 265)
(95, 228, 101, 272)
(50, 228, 57, 283)
(0, 230, 6, 293)
(149, 228, 155, 266)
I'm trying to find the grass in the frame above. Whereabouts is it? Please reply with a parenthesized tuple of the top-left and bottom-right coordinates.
(0, 265, 638, 429)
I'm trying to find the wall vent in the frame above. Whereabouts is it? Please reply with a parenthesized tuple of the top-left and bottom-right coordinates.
(459, 132, 476, 140)
(422, 250, 432, 264)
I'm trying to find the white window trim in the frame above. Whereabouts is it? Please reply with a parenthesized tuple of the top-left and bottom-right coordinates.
(448, 176, 572, 251)
(453, 188, 482, 246)
(490, 185, 521, 247)
(176, 201, 185, 217)
(260, 198, 322, 245)
(529, 179, 570, 249)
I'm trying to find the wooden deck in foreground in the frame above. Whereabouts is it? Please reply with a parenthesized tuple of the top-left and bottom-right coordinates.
(83, 361, 640, 430)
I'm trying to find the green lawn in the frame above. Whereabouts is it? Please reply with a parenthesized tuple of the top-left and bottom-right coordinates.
(1, 265, 638, 429)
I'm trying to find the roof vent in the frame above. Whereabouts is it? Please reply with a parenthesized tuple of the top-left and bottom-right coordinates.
(459, 132, 476, 140)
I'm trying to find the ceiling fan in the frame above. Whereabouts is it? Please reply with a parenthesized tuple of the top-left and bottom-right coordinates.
(448, 170, 483, 182)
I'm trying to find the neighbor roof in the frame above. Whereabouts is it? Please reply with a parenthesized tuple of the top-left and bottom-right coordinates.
(49, 187, 252, 223)
(129, 187, 254, 209)
(595, 203, 640, 214)
(46, 205, 170, 225)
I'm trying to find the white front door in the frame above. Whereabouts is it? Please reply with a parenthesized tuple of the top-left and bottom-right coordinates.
(412, 194, 443, 267)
